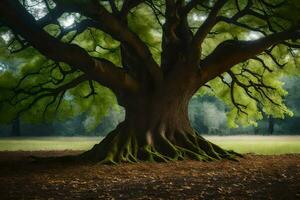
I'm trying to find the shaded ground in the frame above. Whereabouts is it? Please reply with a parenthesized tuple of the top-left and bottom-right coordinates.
(0, 151, 299, 200)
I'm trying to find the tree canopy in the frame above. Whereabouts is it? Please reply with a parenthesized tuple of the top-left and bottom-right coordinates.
(0, 0, 299, 129)
(1, 0, 300, 163)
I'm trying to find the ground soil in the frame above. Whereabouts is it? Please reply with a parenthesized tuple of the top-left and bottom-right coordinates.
(0, 151, 299, 200)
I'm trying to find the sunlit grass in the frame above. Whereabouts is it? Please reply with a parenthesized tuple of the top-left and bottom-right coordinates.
(0, 135, 299, 155)
(206, 135, 300, 155)
(0, 137, 102, 151)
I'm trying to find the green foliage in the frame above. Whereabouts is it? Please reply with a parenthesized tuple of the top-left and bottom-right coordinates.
(193, 0, 300, 128)
(0, 2, 120, 128)
(0, 0, 300, 130)
(80, 28, 121, 65)
(198, 35, 300, 127)
(198, 52, 298, 128)
(127, 5, 162, 63)
(0, 50, 117, 127)
(273, 0, 300, 26)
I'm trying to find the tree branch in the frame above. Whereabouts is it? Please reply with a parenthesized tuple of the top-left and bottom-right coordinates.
(192, 0, 227, 49)
(120, 0, 145, 17)
(0, 0, 139, 93)
(14, 74, 88, 116)
(199, 29, 300, 85)
(182, 0, 205, 15)
(53, 0, 162, 84)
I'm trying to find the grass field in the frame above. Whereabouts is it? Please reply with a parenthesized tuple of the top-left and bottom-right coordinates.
(0, 135, 299, 155)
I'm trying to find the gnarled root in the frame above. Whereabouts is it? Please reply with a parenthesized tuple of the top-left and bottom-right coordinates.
(30, 122, 242, 164)
(80, 123, 242, 164)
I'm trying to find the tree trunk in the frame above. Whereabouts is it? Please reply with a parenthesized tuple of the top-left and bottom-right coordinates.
(11, 117, 21, 137)
(81, 92, 240, 164)
(268, 116, 274, 135)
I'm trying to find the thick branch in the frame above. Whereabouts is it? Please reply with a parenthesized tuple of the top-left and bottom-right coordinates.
(0, 0, 139, 93)
(192, 0, 227, 49)
(53, 0, 162, 84)
(36, 5, 64, 27)
(182, 0, 205, 15)
(120, 0, 145, 17)
(161, 0, 194, 74)
(199, 29, 300, 85)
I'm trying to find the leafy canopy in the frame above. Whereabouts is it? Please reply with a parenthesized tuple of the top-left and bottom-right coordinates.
(0, 0, 299, 129)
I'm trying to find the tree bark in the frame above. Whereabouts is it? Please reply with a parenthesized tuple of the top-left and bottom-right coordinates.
(268, 116, 274, 135)
(81, 90, 240, 163)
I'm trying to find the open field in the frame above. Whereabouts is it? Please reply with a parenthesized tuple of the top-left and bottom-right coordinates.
(0, 135, 299, 155)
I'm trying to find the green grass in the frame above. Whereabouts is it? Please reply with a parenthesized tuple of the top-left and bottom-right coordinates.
(206, 135, 300, 155)
(0, 135, 299, 155)
(0, 137, 102, 151)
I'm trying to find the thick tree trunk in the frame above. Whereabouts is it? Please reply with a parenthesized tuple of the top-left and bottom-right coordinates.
(81, 93, 240, 164)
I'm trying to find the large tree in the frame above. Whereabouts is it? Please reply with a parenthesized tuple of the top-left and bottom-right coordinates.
(0, 0, 299, 163)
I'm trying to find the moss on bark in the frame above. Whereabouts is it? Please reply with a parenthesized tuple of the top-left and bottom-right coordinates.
(80, 122, 242, 164)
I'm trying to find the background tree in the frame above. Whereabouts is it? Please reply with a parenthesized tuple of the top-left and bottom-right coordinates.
(10, 116, 21, 137)
(0, 0, 299, 163)
(268, 116, 274, 134)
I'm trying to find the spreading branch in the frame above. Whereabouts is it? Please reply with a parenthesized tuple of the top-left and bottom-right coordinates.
(14, 74, 88, 116)
(52, 0, 162, 83)
(0, 0, 139, 93)
(192, 0, 227, 48)
(199, 29, 300, 85)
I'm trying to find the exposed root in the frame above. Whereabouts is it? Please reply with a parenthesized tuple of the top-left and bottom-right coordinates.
(79, 124, 243, 164)
(29, 123, 243, 164)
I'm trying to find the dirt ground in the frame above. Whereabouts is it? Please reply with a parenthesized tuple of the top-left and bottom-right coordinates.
(0, 151, 299, 200)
